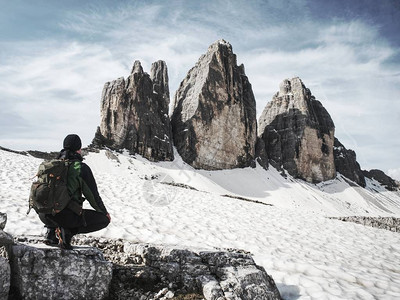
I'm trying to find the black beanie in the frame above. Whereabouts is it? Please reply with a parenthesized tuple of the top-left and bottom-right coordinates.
(63, 134, 82, 151)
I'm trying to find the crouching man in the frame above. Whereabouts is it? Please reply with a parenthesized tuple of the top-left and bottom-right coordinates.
(39, 134, 111, 249)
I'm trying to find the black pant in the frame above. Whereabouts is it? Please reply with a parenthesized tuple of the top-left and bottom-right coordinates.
(39, 208, 110, 235)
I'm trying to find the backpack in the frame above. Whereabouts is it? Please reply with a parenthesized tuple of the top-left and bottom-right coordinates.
(28, 159, 72, 215)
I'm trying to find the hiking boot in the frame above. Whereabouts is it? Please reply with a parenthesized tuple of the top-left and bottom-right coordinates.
(55, 227, 73, 250)
(44, 227, 58, 246)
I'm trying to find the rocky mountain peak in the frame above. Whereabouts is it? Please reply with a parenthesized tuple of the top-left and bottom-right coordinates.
(171, 40, 257, 170)
(258, 77, 336, 183)
(92, 60, 173, 161)
(131, 60, 144, 74)
(207, 39, 233, 53)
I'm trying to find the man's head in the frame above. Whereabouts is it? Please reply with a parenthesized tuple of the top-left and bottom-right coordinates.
(63, 134, 82, 152)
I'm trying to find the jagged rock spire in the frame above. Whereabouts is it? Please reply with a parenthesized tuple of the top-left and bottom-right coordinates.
(92, 60, 173, 161)
(171, 39, 257, 170)
(258, 77, 336, 183)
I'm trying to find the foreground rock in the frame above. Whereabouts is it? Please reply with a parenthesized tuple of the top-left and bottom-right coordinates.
(93, 60, 174, 161)
(0, 213, 12, 299)
(16, 235, 281, 300)
(8, 243, 112, 299)
(122, 242, 282, 300)
(171, 39, 257, 170)
(0, 257, 10, 300)
(333, 138, 366, 187)
(258, 77, 336, 183)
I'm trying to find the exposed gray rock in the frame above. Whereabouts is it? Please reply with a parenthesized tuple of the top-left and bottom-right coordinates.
(0, 231, 13, 246)
(258, 77, 336, 183)
(333, 138, 366, 187)
(12, 236, 281, 300)
(0, 213, 13, 247)
(0, 146, 57, 160)
(171, 39, 257, 170)
(93, 60, 174, 161)
(363, 169, 400, 191)
(123, 242, 281, 300)
(331, 216, 400, 232)
(0, 257, 10, 300)
(0, 213, 6, 230)
(8, 243, 112, 300)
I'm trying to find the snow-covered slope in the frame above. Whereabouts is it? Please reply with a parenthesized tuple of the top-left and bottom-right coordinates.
(1, 148, 400, 299)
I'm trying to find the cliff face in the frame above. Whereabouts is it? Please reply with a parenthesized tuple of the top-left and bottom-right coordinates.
(93, 60, 173, 161)
(171, 40, 257, 170)
(258, 77, 336, 183)
(333, 138, 366, 187)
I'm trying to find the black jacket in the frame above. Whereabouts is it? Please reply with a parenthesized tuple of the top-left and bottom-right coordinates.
(59, 150, 108, 214)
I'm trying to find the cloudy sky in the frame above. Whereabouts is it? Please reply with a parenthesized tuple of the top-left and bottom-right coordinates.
(1, 0, 399, 179)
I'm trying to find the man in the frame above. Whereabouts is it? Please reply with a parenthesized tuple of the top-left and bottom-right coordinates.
(39, 134, 111, 249)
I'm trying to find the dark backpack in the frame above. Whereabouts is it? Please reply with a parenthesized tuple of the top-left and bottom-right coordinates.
(28, 159, 72, 215)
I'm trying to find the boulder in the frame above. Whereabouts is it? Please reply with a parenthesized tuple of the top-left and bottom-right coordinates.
(93, 60, 174, 161)
(0, 257, 10, 300)
(8, 243, 112, 300)
(171, 39, 257, 170)
(258, 77, 336, 182)
(11, 236, 281, 300)
(333, 138, 366, 187)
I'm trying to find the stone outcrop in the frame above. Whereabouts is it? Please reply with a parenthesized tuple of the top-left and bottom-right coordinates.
(363, 169, 400, 191)
(8, 243, 113, 300)
(333, 138, 366, 187)
(258, 77, 336, 183)
(0, 213, 11, 300)
(12, 236, 282, 300)
(331, 216, 400, 233)
(123, 242, 281, 300)
(171, 39, 257, 170)
(93, 60, 174, 161)
(0, 257, 10, 300)
(72, 237, 281, 300)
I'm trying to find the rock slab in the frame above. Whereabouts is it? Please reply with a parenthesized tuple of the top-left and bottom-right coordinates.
(258, 77, 336, 182)
(93, 60, 174, 161)
(124, 242, 282, 300)
(0, 212, 11, 300)
(8, 244, 112, 300)
(171, 39, 257, 170)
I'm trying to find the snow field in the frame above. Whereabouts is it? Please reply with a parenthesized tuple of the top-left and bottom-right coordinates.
(1, 149, 400, 299)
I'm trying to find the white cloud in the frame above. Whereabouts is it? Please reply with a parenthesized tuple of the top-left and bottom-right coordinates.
(1, 1, 399, 174)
